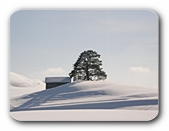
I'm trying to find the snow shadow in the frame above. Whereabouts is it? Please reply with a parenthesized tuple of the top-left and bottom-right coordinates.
(10, 82, 108, 111)
(10, 81, 158, 112)
(11, 99, 158, 111)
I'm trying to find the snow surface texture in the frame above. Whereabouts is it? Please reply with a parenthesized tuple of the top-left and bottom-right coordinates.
(9, 72, 158, 121)
(10, 72, 45, 99)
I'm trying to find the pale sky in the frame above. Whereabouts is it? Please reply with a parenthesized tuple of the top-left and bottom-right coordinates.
(10, 10, 158, 88)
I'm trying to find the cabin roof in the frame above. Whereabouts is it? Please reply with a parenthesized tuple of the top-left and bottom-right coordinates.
(45, 77, 71, 83)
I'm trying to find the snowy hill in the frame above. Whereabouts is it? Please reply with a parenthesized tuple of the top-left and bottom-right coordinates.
(10, 81, 158, 110)
(10, 72, 45, 87)
(10, 72, 35, 87)
(10, 72, 45, 99)
(9, 72, 158, 121)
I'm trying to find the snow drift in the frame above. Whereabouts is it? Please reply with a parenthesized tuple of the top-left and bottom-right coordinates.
(9, 72, 158, 121)
(10, 81, 158, 111)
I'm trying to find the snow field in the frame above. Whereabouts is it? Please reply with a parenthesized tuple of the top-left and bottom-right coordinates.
(9, 72, 158, 121)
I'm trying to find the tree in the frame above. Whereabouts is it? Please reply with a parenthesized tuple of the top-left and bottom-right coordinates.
(69, 50, 107, 81)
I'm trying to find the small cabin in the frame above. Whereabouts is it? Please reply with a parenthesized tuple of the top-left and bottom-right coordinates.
(45, 77, 71, 89)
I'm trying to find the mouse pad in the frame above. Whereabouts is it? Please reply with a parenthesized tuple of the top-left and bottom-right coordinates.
(10, 9, 159, 121)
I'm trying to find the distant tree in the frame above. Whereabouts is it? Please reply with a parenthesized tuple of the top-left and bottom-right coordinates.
(69, 50, 107, 81)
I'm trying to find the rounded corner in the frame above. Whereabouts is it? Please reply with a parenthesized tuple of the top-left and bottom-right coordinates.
(146, 9, 159, 20)
(10, 9, 23, 21)
(9, 112, 22, 122)
(148, 110, 159, 122)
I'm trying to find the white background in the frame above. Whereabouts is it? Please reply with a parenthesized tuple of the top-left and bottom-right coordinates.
(0, 0, 166, 130)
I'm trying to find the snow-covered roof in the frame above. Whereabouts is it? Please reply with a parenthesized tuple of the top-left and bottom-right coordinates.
(45, 77, 71, 83)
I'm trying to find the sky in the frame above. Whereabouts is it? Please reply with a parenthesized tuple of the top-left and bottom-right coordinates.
(10, 10, 158, 88)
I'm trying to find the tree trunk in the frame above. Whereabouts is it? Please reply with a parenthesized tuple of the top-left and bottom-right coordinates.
(86, 61, 89, 80)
